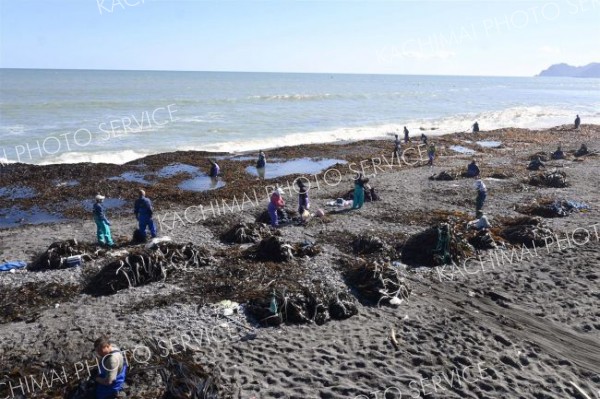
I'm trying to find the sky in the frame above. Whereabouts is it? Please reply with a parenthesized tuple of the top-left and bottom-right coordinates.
(0, 0, 599, 76)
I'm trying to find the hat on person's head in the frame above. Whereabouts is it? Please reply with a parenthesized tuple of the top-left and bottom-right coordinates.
(95, 194, 105, 201)
(138, 189, 145, 196)
(276, 187, 284, 195)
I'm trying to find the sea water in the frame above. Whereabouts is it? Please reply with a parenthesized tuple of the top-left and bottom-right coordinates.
(1, 69, 599, 165)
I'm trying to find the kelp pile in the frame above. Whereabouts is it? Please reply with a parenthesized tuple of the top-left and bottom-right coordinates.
(528, 170, 568, 188)
(401, 223, 475, 267)
(352, 235, 386, 255)
(247, 285, 357, 326)
(516, 198, 590, 218)
(428, 171, 456, 181)
(220, 222, 271, 244)
(243, 234, 321, 262)
(86, 242, 213, 296)
(467, 230, 497, 250)
(496, 216, 554, 248)
(243, 235, 295, 262)
(28, 239, 99, 271)
(341, 258, 411, 306)
(187, 255, 357, 326)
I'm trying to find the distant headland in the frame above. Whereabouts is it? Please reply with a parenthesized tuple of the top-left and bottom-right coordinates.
(537, 63, 600, 78)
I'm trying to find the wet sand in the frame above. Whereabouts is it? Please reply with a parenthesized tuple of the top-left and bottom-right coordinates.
(1, 124, 600, 399)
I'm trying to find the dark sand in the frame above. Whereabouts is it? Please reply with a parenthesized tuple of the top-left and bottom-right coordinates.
(1, 125, 599, 399)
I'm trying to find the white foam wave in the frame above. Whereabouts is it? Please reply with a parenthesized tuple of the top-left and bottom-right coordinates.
(37, 149, 153, 165)
(7, 105, 600, 166)
(199, 105, 600, 153)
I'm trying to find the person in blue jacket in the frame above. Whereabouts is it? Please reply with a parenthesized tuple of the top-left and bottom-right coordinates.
(94, 336, 127, 399)
(134, 189, 156, 239)
(466, 159, 480, 177)
(93, 195, 114, 247)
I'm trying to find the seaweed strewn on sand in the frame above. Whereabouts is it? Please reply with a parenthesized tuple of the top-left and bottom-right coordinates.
(1, 125, 600, 399)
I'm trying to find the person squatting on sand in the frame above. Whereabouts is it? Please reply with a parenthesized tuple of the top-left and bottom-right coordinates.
(528, 156, 545, 170)
(427, 143, 436, 166)
(475, 179, 487, 212)
(468, 210, 492, 230)
(421, 133, 428, 145)
(134, 189, 156, 239)
(574, 114, 581, 130)
(575, 143, 589, 157)
(93, 336, 127, 399)
(466, 159, 480, 177)
(93, 194, 114, 247)
(268, 187, 285, 227)
(551, 145, 565, 160)
(352, 173, 368, 209)
(297, 179, 310, 224)
(472, 121, 480, 132)
(256, 150, 266, 179)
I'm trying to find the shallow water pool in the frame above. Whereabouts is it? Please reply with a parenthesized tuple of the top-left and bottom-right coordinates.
(245, 158, 347, 178)
(449, 145, 476, 155)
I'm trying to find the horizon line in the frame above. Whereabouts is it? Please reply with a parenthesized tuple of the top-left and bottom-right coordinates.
(0, 67, 533, 78)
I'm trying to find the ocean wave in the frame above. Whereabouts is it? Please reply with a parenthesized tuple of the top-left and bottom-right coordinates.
(248, 93, 339, 102)
(6, 105, 600, 166)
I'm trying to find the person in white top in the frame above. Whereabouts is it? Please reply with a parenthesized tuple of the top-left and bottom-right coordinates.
(468, 210, 492, 230)
(475, 179, 487, 212)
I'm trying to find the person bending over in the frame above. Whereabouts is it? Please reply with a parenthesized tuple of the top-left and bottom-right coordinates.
(134, 189, 156, 239)
(94, 336, 127, 399)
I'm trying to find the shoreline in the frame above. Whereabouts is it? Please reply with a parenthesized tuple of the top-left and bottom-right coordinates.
(1, 120, 594, 168)
(1, 122, 600, 398)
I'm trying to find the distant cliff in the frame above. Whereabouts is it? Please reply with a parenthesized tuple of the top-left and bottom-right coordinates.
(538, 63, 600, 78)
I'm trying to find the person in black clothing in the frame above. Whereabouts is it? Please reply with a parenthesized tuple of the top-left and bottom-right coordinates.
(574, 115, 581, 129)
(403, 126, 410, 143)
(472, 121, 479, 132)
(297, 180, 310, 223)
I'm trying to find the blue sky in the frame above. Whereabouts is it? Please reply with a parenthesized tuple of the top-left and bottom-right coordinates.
(1, 0, 599, 76)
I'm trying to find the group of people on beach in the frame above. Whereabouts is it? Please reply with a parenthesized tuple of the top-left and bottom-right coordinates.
(93, 189, 157, 247)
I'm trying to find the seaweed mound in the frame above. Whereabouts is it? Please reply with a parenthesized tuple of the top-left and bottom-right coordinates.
(86, 242, 212, 296)
(401, 223, 474, 267)
(516, 199, 589, 218)
(221, 222, 271, 244)
(247, 288, 357, 326)
(528, 171, 567, 188)
(352, 235, 385, 254)
(499, 216, 553, 247)
(244, 235, 294, 262)
(28, 239, 98, 271)
(467, 230, 497, 250)
(428, 171, 455, 181)
(343, 259, 410, 306)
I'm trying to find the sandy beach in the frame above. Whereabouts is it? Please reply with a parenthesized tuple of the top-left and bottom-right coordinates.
(1, 124, 599, 399)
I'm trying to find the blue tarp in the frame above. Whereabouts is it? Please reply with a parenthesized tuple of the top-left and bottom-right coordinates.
(0, 260, 27, 272)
